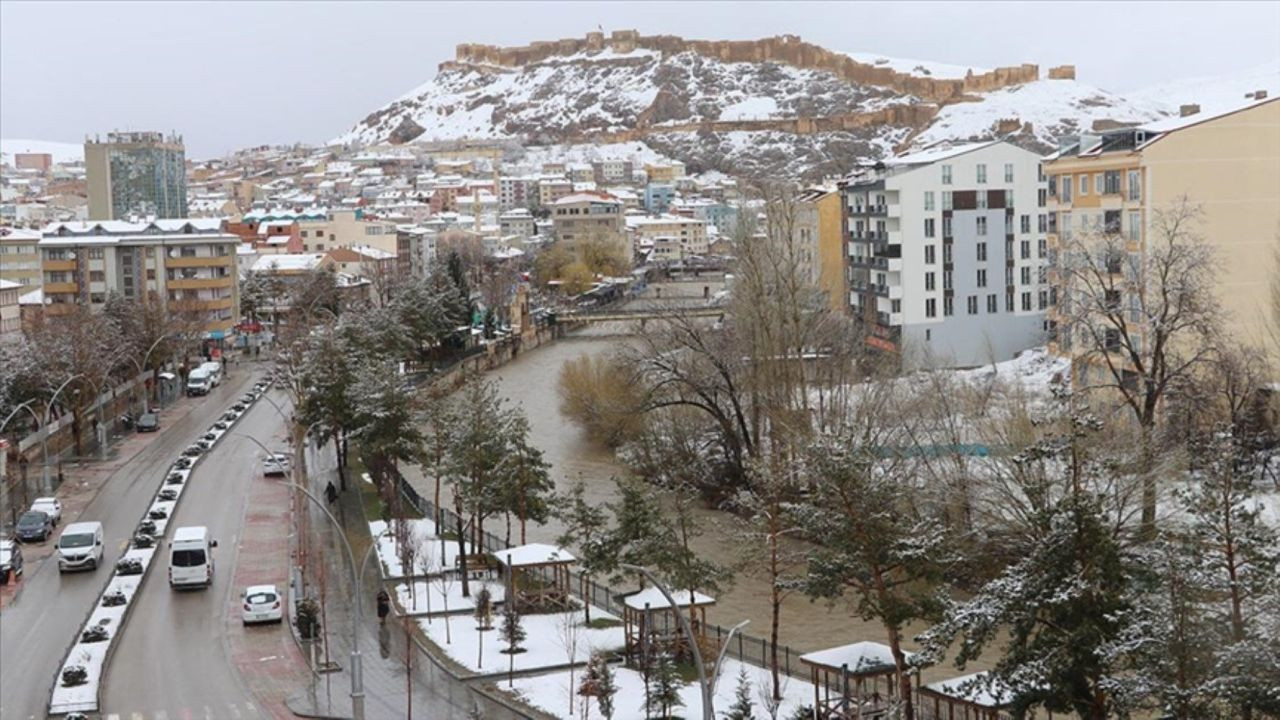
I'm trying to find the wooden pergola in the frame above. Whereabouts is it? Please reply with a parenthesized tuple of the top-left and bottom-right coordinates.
(799, 641, 919, 720)
(621, 586, 715, 667)
(495, 543, 576, 614)
(918, 672, 1050, 720)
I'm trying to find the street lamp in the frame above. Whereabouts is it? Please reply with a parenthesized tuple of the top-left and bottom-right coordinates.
(1, 399, 42, 516)
(619, 564, 750, 720)
(41, 374, 84, 492)
(235, 430, 367, 720)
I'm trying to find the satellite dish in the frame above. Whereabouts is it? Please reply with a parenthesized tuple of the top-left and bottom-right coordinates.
(67, 251, 76, 260)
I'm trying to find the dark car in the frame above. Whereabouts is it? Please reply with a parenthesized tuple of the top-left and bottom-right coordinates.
(0, 539, 23, 583)
(137, 413, 159, 433)
(16, 511, 53, 542)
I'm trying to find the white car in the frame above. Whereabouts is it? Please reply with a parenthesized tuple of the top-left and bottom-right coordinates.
(262, 452, 291, 476)
(30, 497, 62, 526)
(241, 584, 283, 624)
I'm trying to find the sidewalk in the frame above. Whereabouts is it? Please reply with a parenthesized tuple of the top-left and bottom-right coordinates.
(286, 463, 503, 720)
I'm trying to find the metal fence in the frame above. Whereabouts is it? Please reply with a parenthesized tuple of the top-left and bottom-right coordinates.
(394, 477, 806, 680)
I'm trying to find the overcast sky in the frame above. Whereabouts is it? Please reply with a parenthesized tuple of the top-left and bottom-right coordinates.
(2, 1, 1277, 158)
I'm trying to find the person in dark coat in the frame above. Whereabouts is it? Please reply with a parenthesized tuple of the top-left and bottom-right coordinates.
(376, 588, 390, 625)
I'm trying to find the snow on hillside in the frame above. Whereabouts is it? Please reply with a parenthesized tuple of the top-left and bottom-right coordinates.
(1128, 59, 1280, 116)
(514, 141, 674, 169)
(1, 138, 83, 164)
(909, 79, 1169, 151)
(844, 51, 988, 79)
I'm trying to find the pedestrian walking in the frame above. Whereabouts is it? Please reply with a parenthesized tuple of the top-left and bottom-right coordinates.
(376, 588, 390, 625)
(325, 481, 338, 504)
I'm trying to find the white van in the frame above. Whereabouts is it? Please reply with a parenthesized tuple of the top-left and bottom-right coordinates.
(169, 525, 217, 589)
(186, 367, 211, 396)
(200, 361, 224, 388)
(57, 521, 104, 573)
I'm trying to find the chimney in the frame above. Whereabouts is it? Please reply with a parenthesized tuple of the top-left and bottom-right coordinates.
(1255, 89, 1269, 100)
(1179, 104, 1200, 117)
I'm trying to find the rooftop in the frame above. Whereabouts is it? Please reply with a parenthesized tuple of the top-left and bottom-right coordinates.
(799, 641, 917, 674)
(494, 543, 575, 568)
(622, 586, 715, 611)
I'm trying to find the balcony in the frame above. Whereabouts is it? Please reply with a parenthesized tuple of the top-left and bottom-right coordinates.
(850, 205, 888, 217)
(44, 281, 79, 294)
(167, 277, 233, 290)
(44, 259, 78, 272)
(171, 296, 234, 311)
(852, 256, 889, 271)
(165, 255, 233, 269)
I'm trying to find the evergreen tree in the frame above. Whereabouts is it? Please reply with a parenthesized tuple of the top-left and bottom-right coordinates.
(497, 414, 554, 544)
(596, 655, 618, 720)
(649, 652, 685, 720)
(500, 606, 527, 686)
(555, 480, 615, 622)
(446, 377, 513, 596)
(722, 667, 755, 720)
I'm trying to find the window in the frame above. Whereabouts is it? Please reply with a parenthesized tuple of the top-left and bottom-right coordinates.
(925, 298, 937, 318)
(943, 217, 953, 237)
(977, 164, 987, 184)
(90, 292, 105, 304)
(1005, 215, 1014, 235)
(1038, 214, 1047, 233)
(977, 242, 988, 261)
(1095, 174, 1104, 194)
(1048, 174, 1058, 197)
(1128, 211, 1141, 242)
(942, 191, 953, 210)
(942, 165, 952, 185)
(1062, 175, 1073, 202)
(1128, 170, 1141, 201)
(1020, 215, 1031, 234)
(300, 231, 308, 238)
(944, 296, 954, 316)
(1006, 290, 1014, 311)
(1080, 175, 1089, 196)
(977, 191, 988, 209)
(1104, 170, 1121, 195)
(977, 269, 987, 288)
(146, 269, 156, 280)
(180, 246, 196, 257)
(1039, 290, 1048, 309)
(967, 295, 978, 315)
(924, 191, 935, 211)
(1021, 240, 1031, 259)
(1006, 239, 1014, 258)
(1061, 212, 1072, 240)
(145, 248, 155, 258)
(88, 248, 104, 259)
(89, 271, 105, 282)
(944, 244, 953, 264)
(944, 270, 953, 290)
(891, 299, 901, 313)
(925, 245, 936, 264)
(1038, 238, 1047, 258)
(1022, 292, 1032, 311)
(1005, 267, 1014, 285)
(988, 294, 998, 313)
(925, 272, 936, 291)
(1004, 163, 1014, 183)
(1021, 266, 1032, 285)
(924, 218, 936, 238)
(1038, 188, 1047, 207)
(976, 217, 987, 236)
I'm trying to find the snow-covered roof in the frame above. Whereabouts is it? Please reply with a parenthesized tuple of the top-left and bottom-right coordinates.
(251, 253, 325, 273)
(41, 218, 225, 235)
(622, 586, 715, 611)
(348, 244, 395, 260)
(923, 672, 1015, 708)
(19, 287, 43, 305)
(495, 543, 574, 568)
(886, 141, 999, 167)
(799, 641, 916, 674)
(555, 192, 619, 206)
(0, 279, 22, 290)
(1137, 95, 1277, 136)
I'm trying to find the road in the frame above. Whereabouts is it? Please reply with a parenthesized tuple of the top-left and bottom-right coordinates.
(101, 383, 290, 719)
(0, 368, 262, 720)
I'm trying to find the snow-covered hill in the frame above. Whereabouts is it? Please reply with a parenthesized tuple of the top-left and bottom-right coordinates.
(1128, 59, 1280, 116)
(0, 138, 83, 165)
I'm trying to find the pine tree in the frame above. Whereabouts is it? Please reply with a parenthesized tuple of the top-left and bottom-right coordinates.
(723, 667, 755, 720)
(500, 606, 527, 686)
(593, 654, 618, 720)
(648, 653, 685, 720)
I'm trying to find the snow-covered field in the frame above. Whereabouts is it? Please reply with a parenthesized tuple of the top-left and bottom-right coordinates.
(419, 606, 625, 675)
(395, 577, 506, 615)
(1, 138, 84, 164)
(512, 656, 814, 720)
(368, 518, 462, 578)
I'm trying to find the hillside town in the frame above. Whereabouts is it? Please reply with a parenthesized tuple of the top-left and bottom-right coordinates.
(1, 10, 1279, 720)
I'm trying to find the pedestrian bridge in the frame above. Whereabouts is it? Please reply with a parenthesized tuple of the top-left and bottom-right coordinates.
(552, 305, 726, 324)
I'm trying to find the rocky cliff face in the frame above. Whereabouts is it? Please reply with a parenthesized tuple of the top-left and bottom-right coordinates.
(334, 31, 1169, 180)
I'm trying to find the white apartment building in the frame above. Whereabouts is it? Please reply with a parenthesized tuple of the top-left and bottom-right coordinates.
(841, 141, 1049, 367)
(498, 176, 539, 210)
(625, 214, 710, 257)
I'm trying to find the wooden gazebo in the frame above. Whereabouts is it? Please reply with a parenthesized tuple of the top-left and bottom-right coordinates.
(799, 641, 919, 720)
(621, 586, 715, 667)
(918, 672, 1049, 720)
(495, 543, 575, 614)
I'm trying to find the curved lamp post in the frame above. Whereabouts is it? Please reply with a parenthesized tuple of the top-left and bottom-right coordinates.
(1, 398, 42, 513)
(41, 374, 84, 492)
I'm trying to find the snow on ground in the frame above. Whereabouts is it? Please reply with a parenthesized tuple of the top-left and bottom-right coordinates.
(844, 51, 987, 79)
(1128, 59, 1280, 117)
(419, 607, 625, 675)
(512, 656, 814, 720)
(515, 142, 673, 170)
(719, 96, 780, 121)
(368, 518, 449, 578)
(950, 347, 1070, 394)
(1, 138, 84, 164)
(395, 577, 506, 615)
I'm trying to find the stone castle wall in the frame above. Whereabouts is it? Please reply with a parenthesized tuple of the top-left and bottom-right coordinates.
(583, 103, 941, 144)
(452, 30, 1042, 104)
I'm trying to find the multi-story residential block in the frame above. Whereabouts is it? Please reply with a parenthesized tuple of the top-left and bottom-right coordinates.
(670, 198, 738, 233)
(498, 176, 539, 210)
(396, 226, 438, 278)
(1045, 95, 1280, 380)
(85, 131, 188, 220)
(14, 153, 52, 173)
(0, 279, 21, 336)
(39, 219, 240, 342)
(796, 187, 845, 310)
(499, 209, 537, 239)
(592, 160, 633, 186)
(538, 177, 574, 207)
(643, 162, 686, 183)
(552, 192, 624, 244)
(643, 183, 675, 214)
(0, 226, 44, 291)
(626, 214, 709, 257)
(840, 140, 1049, 367)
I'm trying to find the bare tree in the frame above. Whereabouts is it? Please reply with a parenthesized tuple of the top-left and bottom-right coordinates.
(558, 609, 584, 717)
(1056, 196, 1221, 537)
(435, 565, 456, 645)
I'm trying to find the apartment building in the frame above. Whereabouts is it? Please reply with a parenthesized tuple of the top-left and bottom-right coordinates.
(0, 226, 43, 291)
(498, 176, 539, 210)
(499, 209, 537, 239)
(0, 279, 20, 336)
(552, 192, 624, 244)
(1045, 95, 1280, 379)
(626, 214, 709, 257)
(539, 178, 574, 207)
(592, 160, 633, 185)
(39, 219, 240, 341)
(396, 226, 438, 278)
(796, 187, 846, 311)
(644, 184, 675, 214)
(85, 131, 188, 220)
(841, 140, 1049, 367)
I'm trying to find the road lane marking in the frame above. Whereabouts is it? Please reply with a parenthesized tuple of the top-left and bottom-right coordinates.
(257, 654, 278, 662)
(131, 713, 145, 720)
(105, 715, 120, 720)
(155, 711, 169, 720)
(228, 703, 243, 719)
(204, 705, 214, 719)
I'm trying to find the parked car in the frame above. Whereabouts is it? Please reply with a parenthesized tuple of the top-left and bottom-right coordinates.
(0, 539, 23, 583)
(57, 521, 104, 572)
(241, 584, 283, 624)
(137, 412, 159, 432)
(262, 452, 291, 476)
(16, 511, 53, 542)
(30, 497, 63, 526)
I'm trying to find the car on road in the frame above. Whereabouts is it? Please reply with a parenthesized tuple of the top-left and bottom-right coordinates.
(16, 511, 53, 542)
(262, 452, 291, 476)
(241, 584, 283, 624)
(137, 412, 159, 432)
(0, 539, 23, 583)
(57, 521, 104, 572)
(30, 497, 63, 526)
(169, 525, 217, 589)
